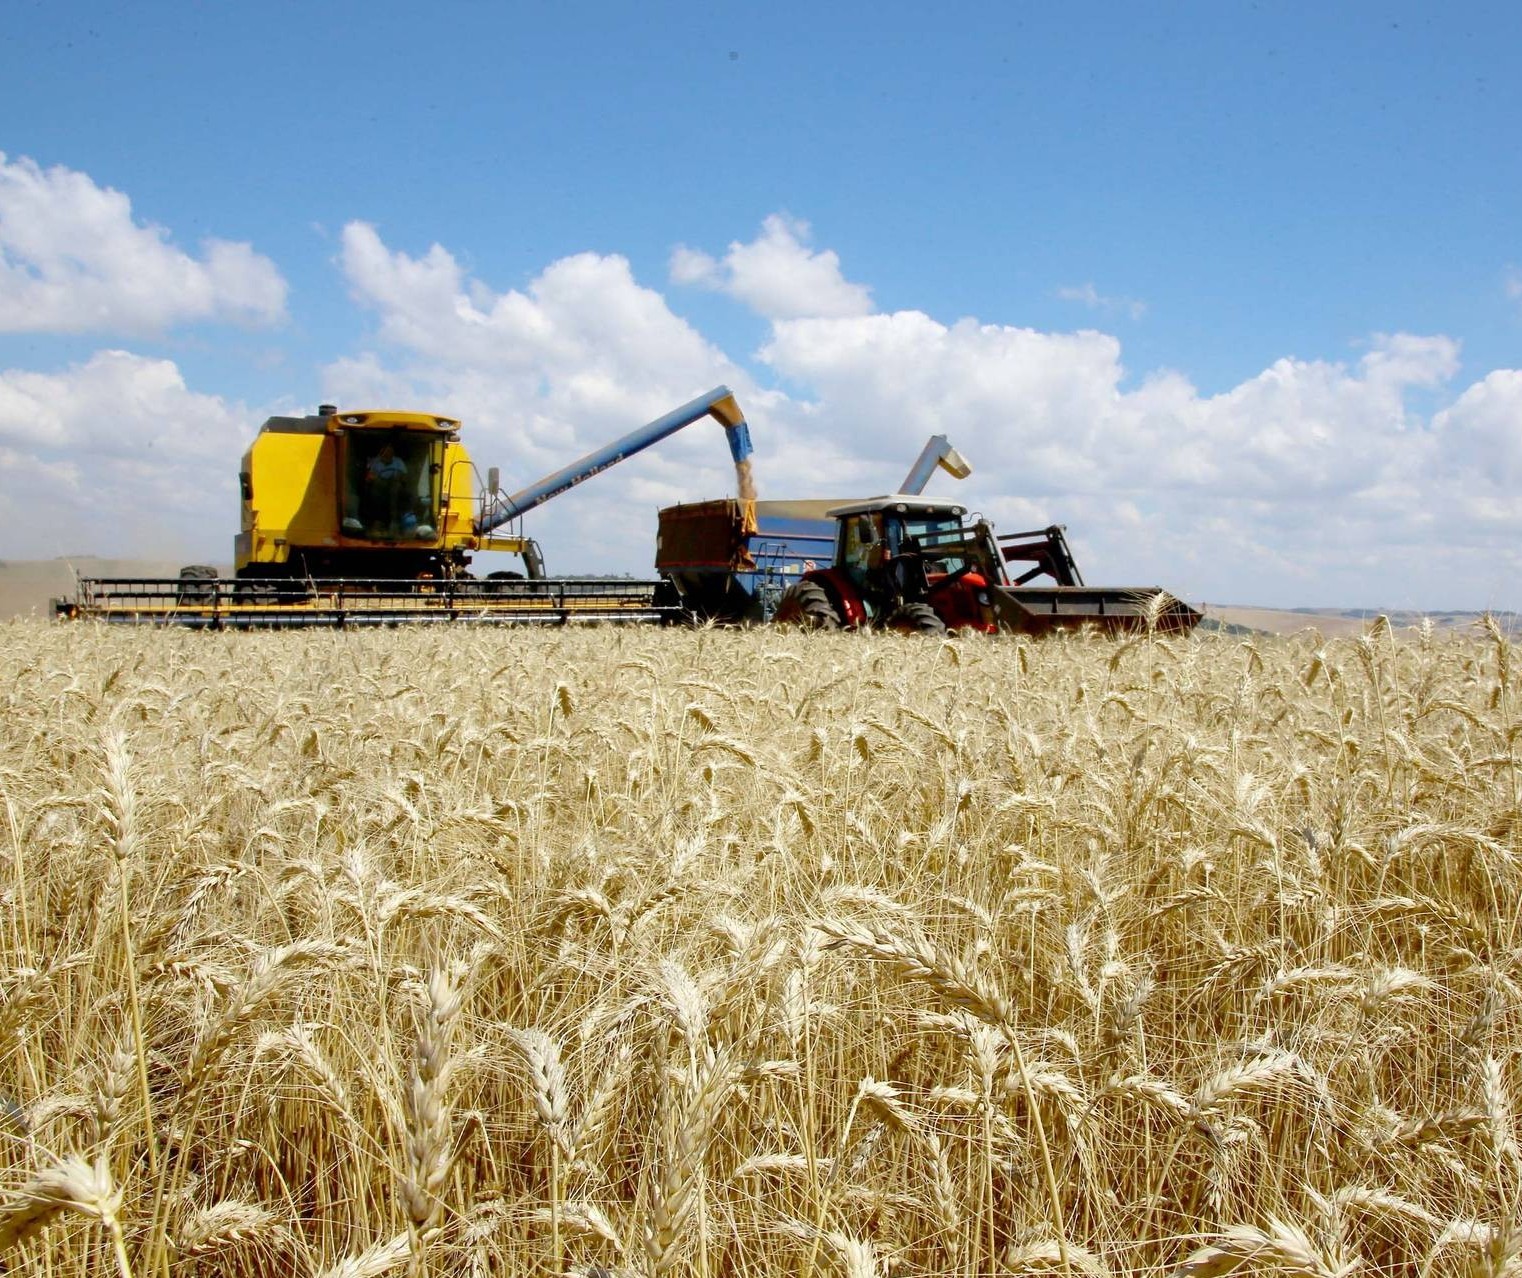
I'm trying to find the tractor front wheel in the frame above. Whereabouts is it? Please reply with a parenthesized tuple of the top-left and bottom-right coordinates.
(886, 602, 947, 636)
(774, 580, 841, 630)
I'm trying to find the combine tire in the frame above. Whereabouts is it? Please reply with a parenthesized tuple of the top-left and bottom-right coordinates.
(484, 569, 525, 597)
(774, 580, 841, 630)
(886, 602, 946, 635)
(176, 564, 218, 605)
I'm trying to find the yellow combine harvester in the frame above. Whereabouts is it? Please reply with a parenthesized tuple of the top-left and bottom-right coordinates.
(56, 388, 754, 627)
(232, 406, 537, 579)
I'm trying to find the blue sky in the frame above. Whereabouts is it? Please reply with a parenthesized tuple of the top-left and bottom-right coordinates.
(2, 1, 1519, 608)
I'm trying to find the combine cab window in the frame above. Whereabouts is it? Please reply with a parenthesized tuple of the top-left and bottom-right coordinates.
(342, 435, 443, 541)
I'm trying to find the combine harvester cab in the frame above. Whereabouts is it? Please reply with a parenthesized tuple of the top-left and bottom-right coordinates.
(56, 388, 755, 628)
(231, 406, 500, 583)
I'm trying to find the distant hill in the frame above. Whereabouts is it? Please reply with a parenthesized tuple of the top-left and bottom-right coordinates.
(1203, 605, 1519, 638)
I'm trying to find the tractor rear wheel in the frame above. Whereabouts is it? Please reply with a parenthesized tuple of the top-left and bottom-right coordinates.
(774, 580, 841, 630)
(886, 602, 946, 635)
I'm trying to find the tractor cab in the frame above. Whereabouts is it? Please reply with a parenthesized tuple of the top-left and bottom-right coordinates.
(760, 496, 996, 633)
(830, 497, 997, 599)
(335, 418, 453, 544)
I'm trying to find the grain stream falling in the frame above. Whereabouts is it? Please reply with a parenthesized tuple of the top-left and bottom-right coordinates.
(0, 617, 1519, 1276)
(734, 456, 757, 502)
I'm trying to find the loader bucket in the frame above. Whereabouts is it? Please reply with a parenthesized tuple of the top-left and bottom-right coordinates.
(991, 586, 1201, 635)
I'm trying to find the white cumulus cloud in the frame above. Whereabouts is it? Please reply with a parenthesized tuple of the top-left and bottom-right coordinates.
(0, 153, 287, 334)
(757, 307, 1514, 604)
(1432, 368, 1522, 503)
(0, 350, 253, 558)
(669, 214, 873, 320)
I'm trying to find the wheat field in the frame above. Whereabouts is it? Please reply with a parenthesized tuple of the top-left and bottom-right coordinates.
(0, 617, 1518, 1277)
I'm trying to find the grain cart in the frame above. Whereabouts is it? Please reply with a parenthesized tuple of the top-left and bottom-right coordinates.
(55, 388, 753, 627)
(771, 496, 1200, 635)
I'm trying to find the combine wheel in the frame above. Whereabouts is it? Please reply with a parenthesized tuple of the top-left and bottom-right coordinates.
(485, 569, 525, 596)
(229, 577, 276, 628)
(176, 564, 218, 605)
(233, 579, 276, 601)
(886, 602, 946, 635)
(774, 580, 841, 630)
(236, 569, 305, 605)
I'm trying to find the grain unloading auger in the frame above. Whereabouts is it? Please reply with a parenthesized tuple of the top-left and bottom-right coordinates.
(55, 388, 754, 628)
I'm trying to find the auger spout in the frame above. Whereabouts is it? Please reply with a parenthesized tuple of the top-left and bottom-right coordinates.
(900, 435, 971, 494)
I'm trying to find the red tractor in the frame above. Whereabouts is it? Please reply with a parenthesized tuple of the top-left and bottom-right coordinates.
(771, 496, 1199, 636)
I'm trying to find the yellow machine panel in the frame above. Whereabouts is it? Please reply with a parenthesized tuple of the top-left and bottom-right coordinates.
(235, 431, 333, 568)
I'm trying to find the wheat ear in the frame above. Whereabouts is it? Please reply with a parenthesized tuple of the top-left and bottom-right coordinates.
(1172, 1217, 1353, 1278)
(643, 1045, 736, 1275)
(510, 1026, 571, 1270)
(173, 1199, 282, 1257)
(401, 969, 462, 1234)
(0, 1155, 130, 1278)
(314, 1231, 413, 1278)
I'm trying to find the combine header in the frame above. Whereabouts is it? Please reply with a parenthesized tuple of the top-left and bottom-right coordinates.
(55, 576, 681, 628)
(55, 388, 750, 627)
